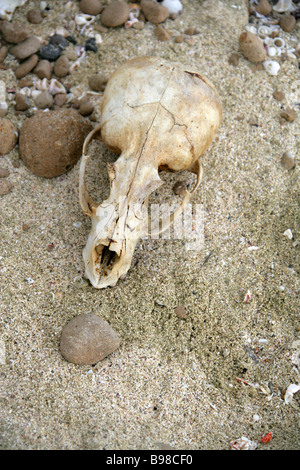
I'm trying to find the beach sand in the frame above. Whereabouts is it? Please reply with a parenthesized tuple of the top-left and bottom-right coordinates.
(0, 0, 299, 449)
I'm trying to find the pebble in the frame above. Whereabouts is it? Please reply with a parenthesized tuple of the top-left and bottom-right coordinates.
(53, 55, 70, 77)
(0, 118, 18, 156)
(34, 90, 53, 109)
(19, 108, 92, 178)
(101, 1, 130, 27)
(132, 20, 145, 30)
(154, 25, 170, 41)
(79, 0, 103, 16)
(228, 52, 239, 66)
(49, 34, 69, 51)
(33, 59, 52, 79)
(281, 107, 297, 122)
(60, 314, 121, 365)
(280, 14, 296, 32)
(281, 152, 295, 170)
(140, 0, 169, 24)
(26, 9, 43, 24)
(256, 0, 272, 16)
(239, 31, 266, 63)
(79, 100, 94, 116)
(10, 37, 41, 60)
(53, 93, 67, 107)
(40, 43, 62, 61)
(174, 306, 187, 319)
(0, 21, 29, 43)
(88, 73, 108, 91)
(0, 45, 7, 63)
(184, 26, 199, 35)
(173, 180, 189, 196)
(0, 180, 13, 195)
(15, 92, 30, 111)
(273, 90, 285, 101)
(0, 167, 9, 178)
(174, 34, 184, 43)
(14, 54, 38, 79)
(85, 37, 98, 52)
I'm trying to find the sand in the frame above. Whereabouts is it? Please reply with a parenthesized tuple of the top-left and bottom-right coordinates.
(0, 0, 299, 450)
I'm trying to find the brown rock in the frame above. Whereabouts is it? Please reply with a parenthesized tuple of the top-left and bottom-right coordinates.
(154, 25, 170, 41)
(34, 91, 53, 109)
(14, 54, 39, 79)
(0, 118, 18, 156)
(184, 26, 199, 35)
(88, 73, 108, 91)
(101, 1, 130, 27)
(10, 37, 41, 60)
(239, 31, 266, 63)
(256, 0, 272, 16)
(132, 20, 145, 30)
(0, 180, 13, 195)
(228, 52, 239, 66)
(26, 9, 43, 24)
(141, 0, 169, 24)
(281, 152, 295, 170)
(79, 0, 103, 15)
(19, 109, 92, 178)
(79, 100, 94, 116)
(0, 46, 8, 63)
(0, 21, 30, 43)
(0, 167, 9, 178)
(53, 55, 70, 78)
(273, 90, 285, 101)
(33, 59, 52, 79)
(280, 14, 296, 33)
(60, 314, 121, 365)
(174, 34, 184, 43)
(281, 107, 297, 122)
(173, 180, 189, 196)
(15, 92, 30, 111)
(174, 306, 187, 319)
(53, 93, 67, 107)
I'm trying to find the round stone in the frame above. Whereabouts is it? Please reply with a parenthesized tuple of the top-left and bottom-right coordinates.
(140, 0, 169, 24)
(79, 0, 103, 15)
(60, 314, 121, 365)
(39, 43, 62, 61)
(10, 37, 41, 60)
(53, 55, 70, 77)
(101, 1, 130, 27)
(19, 109, 92, 178)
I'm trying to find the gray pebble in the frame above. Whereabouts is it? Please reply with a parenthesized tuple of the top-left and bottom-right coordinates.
(0, 167, 9, 178)
(88, 73, 108, 92)
(53, 55, 70, 78)
(34, 90, 53, 109)
(0, 180, 13, 195)
(10, 37, 41, 60)
(60, 314, 121, 365)
(33, 59, 52, 79)
(281, 152, 295, 170)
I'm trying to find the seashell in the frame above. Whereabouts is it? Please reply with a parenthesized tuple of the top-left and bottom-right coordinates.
(273, 37, 285, 49)
(263, 60, 281, 75)
(268, 46, 278, 57)
(19, 87, 32, 97)
(263, 37, 274, 46)
(258, 25, 272, 38)
(49, 78, 66, 95)
(31, 89, 42, 99)
(286, 48, 297, 59)
(273, 0, 296, 13)
(35, 77, 49, 91)
(0, 0, 27, 21)
(245, 25, 257, 35)
(0, 80, 8, 117)
(160, 0, 183, 15)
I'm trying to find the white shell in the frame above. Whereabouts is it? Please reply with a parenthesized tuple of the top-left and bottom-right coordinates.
(273, 0, 296, 12)
(159, 0, 183, 15)
(284, 384, 300, 404)
(268, 46, 278, 57)
(258, 25, 272, 38)
(0, 80, 8, 117)
(263, 60, 281, 75)
(0, 0, 28, 20)
(273, 37, 285, 49)
(245, 25, 257, 34)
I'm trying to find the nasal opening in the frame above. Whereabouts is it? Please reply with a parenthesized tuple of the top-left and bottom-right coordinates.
(94, 243, 121, 278)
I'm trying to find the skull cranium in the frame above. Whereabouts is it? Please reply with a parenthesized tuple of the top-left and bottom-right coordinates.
(79, 56, 222, 288)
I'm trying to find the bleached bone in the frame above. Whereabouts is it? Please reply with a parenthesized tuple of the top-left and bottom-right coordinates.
(79, 57, 222, 289)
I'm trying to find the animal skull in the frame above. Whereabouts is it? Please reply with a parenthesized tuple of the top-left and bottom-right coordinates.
(79, 56, 222, 289)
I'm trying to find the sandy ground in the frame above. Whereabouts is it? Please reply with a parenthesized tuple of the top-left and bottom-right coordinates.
(0, 0, 299, 450)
